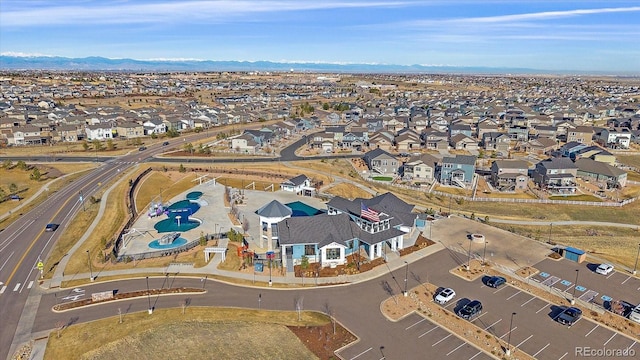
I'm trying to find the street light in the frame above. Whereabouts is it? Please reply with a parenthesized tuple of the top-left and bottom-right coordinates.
(258, 293, 261, 309)
(548, 223, 553, 244)
(86, 250, 93, 281)
(146, 276, 152, 314)
(482, 241, 489, 266)
(403, 261, 409, 297)
(633, 243, 640, 275)
(506, 312, 516, 356)
(467, 239, 472, 270)
(571, 269, 579, 305)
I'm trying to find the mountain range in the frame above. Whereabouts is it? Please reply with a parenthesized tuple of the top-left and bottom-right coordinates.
(0, 55, 619, 75)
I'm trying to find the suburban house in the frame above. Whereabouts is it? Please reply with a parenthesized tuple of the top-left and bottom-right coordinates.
(572, 146, 616, 165)
(395, 130, 422, 151)
(532, 157, 578, 194)
(275, 193, 416, 270)
(574, 158, 627, 189)
(230, 133, 259, 153)
(115, 122, 145, 139)
(519, 137, 557, 155)
(363, 148, 399, 175)
(142, 118, 167, 135)
(450, 133, 479, 151)
(85, 124, 114, 140)
(280, 175, 314, 196)
(368, 131, 395, 151)
(490, 160, 529, 191)
(439, 154, 477, 188)
(481, 132, 511, 155)
(423, 129, 449, 150)
(402, 153, 438, 183)
(598, 128, 631, 149)
(567, 126, 594, 144)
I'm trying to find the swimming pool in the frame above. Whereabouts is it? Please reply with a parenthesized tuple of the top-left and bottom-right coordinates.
(148, 237, 188, 249)
(186, 191, 203, 200)
(166, 200, 200, 218)
(285, 201, 323, 217)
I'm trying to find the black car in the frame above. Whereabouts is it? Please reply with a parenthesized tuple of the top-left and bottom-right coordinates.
(556, 306, 582, 326)
(457, 300, 483, 320)
(487, 276, 506, 288)
(45, 223, 59, 232)
(162, 141, 170, 146)
(138, 146, 147, 151)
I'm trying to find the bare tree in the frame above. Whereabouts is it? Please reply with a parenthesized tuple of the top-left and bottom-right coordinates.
(242, 217, 250, 233)
(323, 302, 336, 335)
(118, 308, 123, 324)
(55, 321, 65, 338)
(295, 295, 304, 321)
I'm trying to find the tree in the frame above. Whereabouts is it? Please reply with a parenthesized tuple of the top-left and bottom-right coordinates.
(9, 183, 18, 194)
(242, 217, 250, 234)
(178, 164, 186, 173)
(0, 187, 6, 201)
(199, 231, 207, 246)
(55, 321, 65, 338)
(92, 139, 104, 151)
(106, 139, 115, 151)
(82, 141, 90, 151)
(183, 142, 194, 154)
(322, 102, 330, 110)
(16, 160, 28, 170)
(2, 159, 12, 169)
(30, 168, 42, 181)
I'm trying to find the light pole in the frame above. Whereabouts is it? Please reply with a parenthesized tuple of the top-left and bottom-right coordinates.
(633, 243, 640, 275)
(571, 269, 579, 305)
(403, 261, 409, 297)
(548, 223, 553, 244)
(506, 312, 516, 356)
(467, 239, 472, 270)
(258, 293, 261, 309)
(482, 241, 489, 266)
(146, 276, 152, 314)
(86, 250, 93, 281)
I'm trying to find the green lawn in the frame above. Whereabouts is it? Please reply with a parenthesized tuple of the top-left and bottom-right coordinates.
(371, 176, 393, 181)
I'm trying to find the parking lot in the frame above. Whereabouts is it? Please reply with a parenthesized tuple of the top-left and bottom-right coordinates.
(338, 312, 492, 360)
(531, 258, 640, 308)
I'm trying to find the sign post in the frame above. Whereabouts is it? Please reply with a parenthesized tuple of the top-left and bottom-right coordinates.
(37, 260, 44, 278)
(266, 251, 274, 287)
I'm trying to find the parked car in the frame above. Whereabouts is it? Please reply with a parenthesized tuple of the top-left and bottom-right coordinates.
(45, 223, 59, 232)
(556, 306, 582, 326)
(630, 304, 640, 323)
(434, 288, 456, 305)
(457, 300, 483, 320)
(486, 276, 506, 288)
(595, 263, 614, 275)
(607, 300, 635, 318)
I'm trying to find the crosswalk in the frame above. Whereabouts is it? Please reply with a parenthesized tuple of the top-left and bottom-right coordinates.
(0, 281, 35, 295)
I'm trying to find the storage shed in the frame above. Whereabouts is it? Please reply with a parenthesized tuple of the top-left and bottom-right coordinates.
(564, 246, 586, 263)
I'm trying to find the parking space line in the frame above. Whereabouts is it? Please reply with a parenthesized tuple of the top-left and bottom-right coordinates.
(483, 319, 502, 331)
(446, 342, 466, 356)
(473, 312, 488, 321)
(432, 334, 453, 347)
(533, 343, 550, 358)
(521, 297, 535, 307)
(628, 341, 636, 350)
(443, 302, 455, 310)
(406, 318, 427, 330)
(585, 324, 599, 337)
(604, 333, 616, 346)
(536, 304, 548, 314)
(419, 326, 439, 338)
(506, 290, 522, 300)
(499, 327, 517, 339)
(516, 334, 533, 348)
(621, 276, 631, 285)
(606, 272, 616, 279)
(350, 347, 372, 360)
(558, 352, 568, 360)
(469, 351, 482, 360)
(493, 286, 507, 294)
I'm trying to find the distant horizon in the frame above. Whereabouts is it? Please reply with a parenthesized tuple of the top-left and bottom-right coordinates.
(1, 1, 639, 74)
(2, 54, 639, 76)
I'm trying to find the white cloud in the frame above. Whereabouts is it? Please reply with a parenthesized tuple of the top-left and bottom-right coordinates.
(0, 51, 54, 57)
(0, 1, 408, 26)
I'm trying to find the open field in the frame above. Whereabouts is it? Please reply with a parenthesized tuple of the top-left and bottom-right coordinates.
(324, 182, 373, 200)
(134, 171, 197, 214)
(617, 154, 640, 169)
(491, 223, 640, 267)
(45, 307, 331, 360)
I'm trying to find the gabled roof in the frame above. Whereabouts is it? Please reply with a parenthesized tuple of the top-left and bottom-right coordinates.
(492, 160, 529, 170)
(442, 154, 477, 166)
(281, 174, 309, 187)
(537, 157, 578, 170)
(255, 200, 292, 218)
(363, 148, 397, 160)
(575, 158, 626, 177)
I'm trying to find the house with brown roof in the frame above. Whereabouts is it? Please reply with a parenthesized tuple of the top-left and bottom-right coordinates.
(575, 158, 627, 189)
(490, 160, 529, 191)
(567, 126, 594, 144)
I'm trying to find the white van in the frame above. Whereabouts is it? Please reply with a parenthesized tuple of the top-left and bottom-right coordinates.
(629, 304, 640, 323)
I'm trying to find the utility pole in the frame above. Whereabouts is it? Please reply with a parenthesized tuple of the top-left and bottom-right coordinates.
(403, 261, 409, 297)
(86, 250, 93, 281)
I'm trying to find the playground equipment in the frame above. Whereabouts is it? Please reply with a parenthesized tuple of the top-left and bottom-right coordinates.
(158, 232, 180, 246)
(147, 201, 167, 218)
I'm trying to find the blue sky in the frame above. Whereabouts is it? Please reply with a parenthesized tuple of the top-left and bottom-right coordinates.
(1, 0, 639, 73)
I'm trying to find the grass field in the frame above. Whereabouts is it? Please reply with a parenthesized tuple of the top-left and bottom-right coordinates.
(134, 171, 197, 214)
(371, 176, 393, 181)
(617, 154, 640, 169)
(45, 307, 328, 360)
(548, 194, 603, 201)
(324, 182, 373, 200)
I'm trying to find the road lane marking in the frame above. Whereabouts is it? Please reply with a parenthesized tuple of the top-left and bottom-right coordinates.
(484, 319, 502, 331)
(0, 286, 6, 294)
(536, 304, 548, 313)
(13, 283, 21, 291)
(585, 324, 599, 337)
(533, 343, 550, 357)
(27, 281, 33, 289)
(0, 251, 15, 272)
(350, 347, 372, 360)
(468, 351, 482, 360)
(604, 333, 616, 346)
(432, 334, 452, 347)
(516, 335, 533, 348)
(446, 342, 466, 356)
(506, 290, 522, 300)
(558, 352, 568, 360)
(521, 297, 535, 307)
(419, 326, 439, 338)
(406, 318, 426, 330)
(499, 327, 517, 339)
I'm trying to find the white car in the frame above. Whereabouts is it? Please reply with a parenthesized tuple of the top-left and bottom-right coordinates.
(596, 263, 614, 275)
(434, 287, 456, 305)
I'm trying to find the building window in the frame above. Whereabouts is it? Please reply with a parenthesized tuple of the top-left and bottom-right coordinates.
(305, 244, 316, 256)
(326, 248, 340, 260)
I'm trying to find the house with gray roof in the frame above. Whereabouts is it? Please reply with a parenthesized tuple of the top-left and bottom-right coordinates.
(490, 160, 529, 191)
(532, 157, 578, 194)
(439, 155, 477, 188)
(574, 158, 627, 189)
(280, 175, 313, 196)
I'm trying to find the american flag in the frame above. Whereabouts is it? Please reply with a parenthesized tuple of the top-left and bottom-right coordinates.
(360, 202, 380, 222)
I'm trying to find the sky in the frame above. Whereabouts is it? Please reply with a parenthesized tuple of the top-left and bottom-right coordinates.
(1, 0, 639, 73)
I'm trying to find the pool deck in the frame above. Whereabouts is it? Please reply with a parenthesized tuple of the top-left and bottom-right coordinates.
(118, 181, 328, 257)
